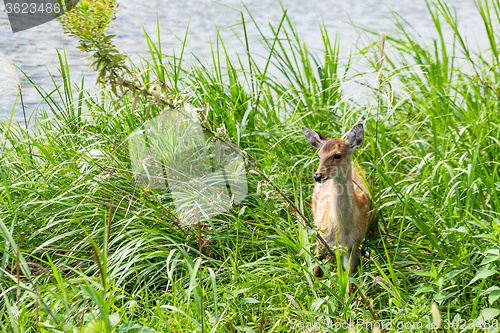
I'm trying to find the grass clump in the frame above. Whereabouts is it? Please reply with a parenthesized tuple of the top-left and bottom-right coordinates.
(1, 0, 500, 332)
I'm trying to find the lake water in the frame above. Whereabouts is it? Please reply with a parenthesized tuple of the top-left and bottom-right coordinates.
(0, 0, 493, 119)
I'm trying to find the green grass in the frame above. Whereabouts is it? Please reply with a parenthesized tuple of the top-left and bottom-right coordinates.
(1, 0, 500, 332)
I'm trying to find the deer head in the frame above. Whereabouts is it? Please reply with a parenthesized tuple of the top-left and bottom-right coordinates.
(302, 124, 364, 183)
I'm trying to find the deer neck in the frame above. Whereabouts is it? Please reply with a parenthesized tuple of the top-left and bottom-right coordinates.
(329, 165, 355, 225)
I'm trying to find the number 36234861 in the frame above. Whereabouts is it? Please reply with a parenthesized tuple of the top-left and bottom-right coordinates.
(5, 2, 62, 14)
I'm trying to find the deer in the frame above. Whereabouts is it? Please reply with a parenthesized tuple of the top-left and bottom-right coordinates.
(302, 123, 376, 288)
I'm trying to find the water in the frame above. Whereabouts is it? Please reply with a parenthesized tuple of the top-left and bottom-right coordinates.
(0, 0, 492, 119)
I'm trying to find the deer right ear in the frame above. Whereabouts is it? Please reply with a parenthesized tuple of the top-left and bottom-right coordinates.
(302, 127, 327, 149)
(346, 123, 364, 150)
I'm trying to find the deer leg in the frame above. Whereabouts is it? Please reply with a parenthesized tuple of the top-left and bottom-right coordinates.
(342, 247, 360, 295)
(368, 213, 380, 240)
(348, 247, 360, 275)
(313, 240, 326, 278)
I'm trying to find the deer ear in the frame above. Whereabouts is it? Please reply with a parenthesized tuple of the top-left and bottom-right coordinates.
(301, 127, 327, 149)
(346, 123, 364, 150)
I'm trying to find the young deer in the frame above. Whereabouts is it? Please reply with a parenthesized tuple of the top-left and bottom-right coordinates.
(302, 124, 375, 280)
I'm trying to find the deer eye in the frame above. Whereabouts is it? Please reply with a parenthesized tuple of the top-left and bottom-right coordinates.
(334, 154, 341, 160)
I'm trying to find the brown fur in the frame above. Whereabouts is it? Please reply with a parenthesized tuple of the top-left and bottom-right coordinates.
(302, 125, 373, 279)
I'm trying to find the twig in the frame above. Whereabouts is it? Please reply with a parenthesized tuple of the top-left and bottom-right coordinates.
(85, 197, 136, 213)
(357, 288, 378, 320)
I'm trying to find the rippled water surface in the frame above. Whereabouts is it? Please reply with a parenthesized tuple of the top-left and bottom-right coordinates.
(0, 0, 491, 118)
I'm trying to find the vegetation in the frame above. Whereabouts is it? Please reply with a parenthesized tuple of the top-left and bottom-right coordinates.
(1, 0, 500, 332)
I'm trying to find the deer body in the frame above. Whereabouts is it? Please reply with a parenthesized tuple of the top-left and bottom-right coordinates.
(302, 124, 373, 278)
(312, 161, 371, 275)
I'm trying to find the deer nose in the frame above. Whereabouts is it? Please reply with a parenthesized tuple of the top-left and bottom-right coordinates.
(314, 173, 323, 182)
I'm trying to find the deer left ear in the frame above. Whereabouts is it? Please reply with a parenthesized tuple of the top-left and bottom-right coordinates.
(302, 127, 327, 149)
(346, 123, 364, 150)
